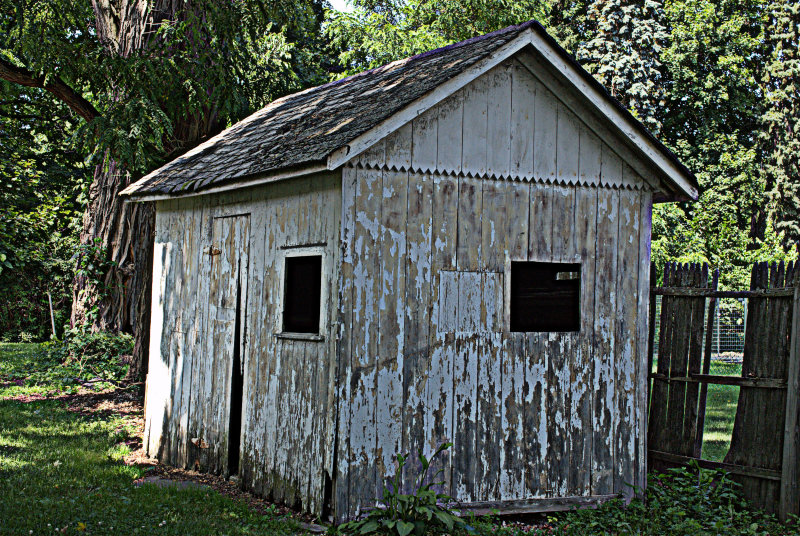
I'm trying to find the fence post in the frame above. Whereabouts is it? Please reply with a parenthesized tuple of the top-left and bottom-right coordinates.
(694, 269, 719, 458)
(780, 268, 800, 521)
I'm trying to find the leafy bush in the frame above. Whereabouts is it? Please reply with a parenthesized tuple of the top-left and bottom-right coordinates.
(339, 443, 468, 536)
(24, 329, 134, 389)
(547, 464, 792, 535)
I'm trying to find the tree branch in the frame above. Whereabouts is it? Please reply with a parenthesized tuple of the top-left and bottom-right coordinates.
(0, 57, 100, 122)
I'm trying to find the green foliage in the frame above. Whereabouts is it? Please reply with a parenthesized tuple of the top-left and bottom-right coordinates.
(0, 81, 86, 342)
(41, 328, 134, 387)
(577, 0, 670, 133)
(338, 443, 468, 536)
(0, 330, 133, 393)
(545, 464, 792, 535)
(325, 0, 547, 78)
(0, 343, 304, 535)
(1, 0, 331, 174)
(761, 0, 800, 244)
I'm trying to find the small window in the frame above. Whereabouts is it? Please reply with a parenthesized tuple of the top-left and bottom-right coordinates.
(510, 262, 580, 332)
(282, 255, 322, 334)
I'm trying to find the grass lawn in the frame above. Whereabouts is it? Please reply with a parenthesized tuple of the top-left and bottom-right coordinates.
(700, 361, 741, 462)
(1, 342, 792, 536)
(0, 343, 305, 536)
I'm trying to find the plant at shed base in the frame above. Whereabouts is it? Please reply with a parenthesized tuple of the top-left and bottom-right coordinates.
(338, 442, 469, 536)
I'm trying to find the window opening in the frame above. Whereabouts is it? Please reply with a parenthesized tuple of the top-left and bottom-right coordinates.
(283, 255, 323, 334)
(510, 261, 581, 332)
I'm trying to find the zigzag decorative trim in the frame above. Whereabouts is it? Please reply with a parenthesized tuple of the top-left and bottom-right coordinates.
(344, 161, 648, 191)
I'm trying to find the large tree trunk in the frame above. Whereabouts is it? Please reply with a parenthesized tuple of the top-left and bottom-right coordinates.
(71, 158, 155, 380)
(72, 0, 219, 381)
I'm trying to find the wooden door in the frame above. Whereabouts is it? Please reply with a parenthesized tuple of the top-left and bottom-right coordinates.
(202, 213, 250, 476)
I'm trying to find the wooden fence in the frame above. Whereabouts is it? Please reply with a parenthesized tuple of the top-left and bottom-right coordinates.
(647, 261, 800, 520)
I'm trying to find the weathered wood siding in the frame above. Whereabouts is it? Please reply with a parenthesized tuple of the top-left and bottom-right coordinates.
(143, 172, 341, 515)
(336, 56, 653, 518)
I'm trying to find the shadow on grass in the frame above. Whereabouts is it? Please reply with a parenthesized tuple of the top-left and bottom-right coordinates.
(0, 397, 301, 535)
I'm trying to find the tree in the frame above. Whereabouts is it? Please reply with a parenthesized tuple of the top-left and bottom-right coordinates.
(1, 0, 330, 377)
(326, 0, 547, 77)
(761, 0, 800, 247)
(577, 0, 669, 134)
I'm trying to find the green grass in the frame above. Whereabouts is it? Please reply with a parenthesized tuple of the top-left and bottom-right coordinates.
(0, 343, 304, 535)
(651, 356, 743, 463)
(700, 361, 742, 462)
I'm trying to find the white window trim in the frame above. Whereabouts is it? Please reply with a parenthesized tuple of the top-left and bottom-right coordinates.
(276, 245, 329, 340)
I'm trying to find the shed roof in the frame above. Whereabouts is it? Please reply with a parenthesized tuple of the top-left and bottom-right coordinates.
(122, 19, 699, 201)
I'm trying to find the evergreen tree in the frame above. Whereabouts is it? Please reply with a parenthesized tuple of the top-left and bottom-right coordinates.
(544, 0, 594, 57)
(577, 0, 669, 133)
(761, 0, 800, 247)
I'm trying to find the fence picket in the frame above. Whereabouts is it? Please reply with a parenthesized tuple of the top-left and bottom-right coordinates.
(647, 261, 799, 517)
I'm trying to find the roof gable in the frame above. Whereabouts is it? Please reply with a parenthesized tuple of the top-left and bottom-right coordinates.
(122, 20, 698, 202)
(346, 58, 657, 193)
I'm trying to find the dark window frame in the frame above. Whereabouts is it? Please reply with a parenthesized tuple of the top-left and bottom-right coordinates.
(508, 261, 581, 332)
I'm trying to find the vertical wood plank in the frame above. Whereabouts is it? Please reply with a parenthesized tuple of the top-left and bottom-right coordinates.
(570, 187, 597, 497)
(486, 63, 512, 178)
(436, 92, 464, 174)
(461, 72, 489, 176)
(556, 104, 580, 185)
(510, 60, 535, 178)
(375, 169, 407, 497)
(348, 167, 382, 516)
(528, 183, 553, 261)
(634, 191, 653, 492)
(500, 181, 529, 500)
(592, 187, 619, 495)
(385, 123, 413, 170)
(457, 177, 483, 271)
(613, 189, 641, 498)
(780, 266, 800, 520)
(533, 80, 557, 182)
(425, 174, 458, 495)
(335, 167, 357, 520)
(412, 108, 438, 172)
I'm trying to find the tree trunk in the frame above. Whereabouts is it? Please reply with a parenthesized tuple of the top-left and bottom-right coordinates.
(72, 0, 219, 381)
(71, 157, 154, 381)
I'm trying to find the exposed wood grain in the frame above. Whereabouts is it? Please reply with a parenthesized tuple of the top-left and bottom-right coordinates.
(335, 167, 358, 520)
(385, 123, 413, 170)
(510, 60, 535, 178)
(592, 187, 619, 495)
(375, 169, 408, 497)
(532, 79, 557, 182)
(412, 107, 438, 172)
(780, 265, 800, 520)
(634, 192, 652, 491)
(571, 186, 598, 496)
(426, 173, 458, 495)
(348, 167, 382, 515)
(613, 189, 640, 498)
(436, 92, 464, 173)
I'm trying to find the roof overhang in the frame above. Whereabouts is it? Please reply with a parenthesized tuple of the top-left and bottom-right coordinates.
(122, 162, 328, 203)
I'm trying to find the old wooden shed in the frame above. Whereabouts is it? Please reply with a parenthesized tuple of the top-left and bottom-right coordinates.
(122, 20, 698, 520)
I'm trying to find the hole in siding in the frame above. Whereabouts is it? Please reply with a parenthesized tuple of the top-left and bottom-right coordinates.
(510, 261, 581, 332)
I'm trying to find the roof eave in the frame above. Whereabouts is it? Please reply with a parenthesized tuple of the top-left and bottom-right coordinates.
(121, 161, 329, 202)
